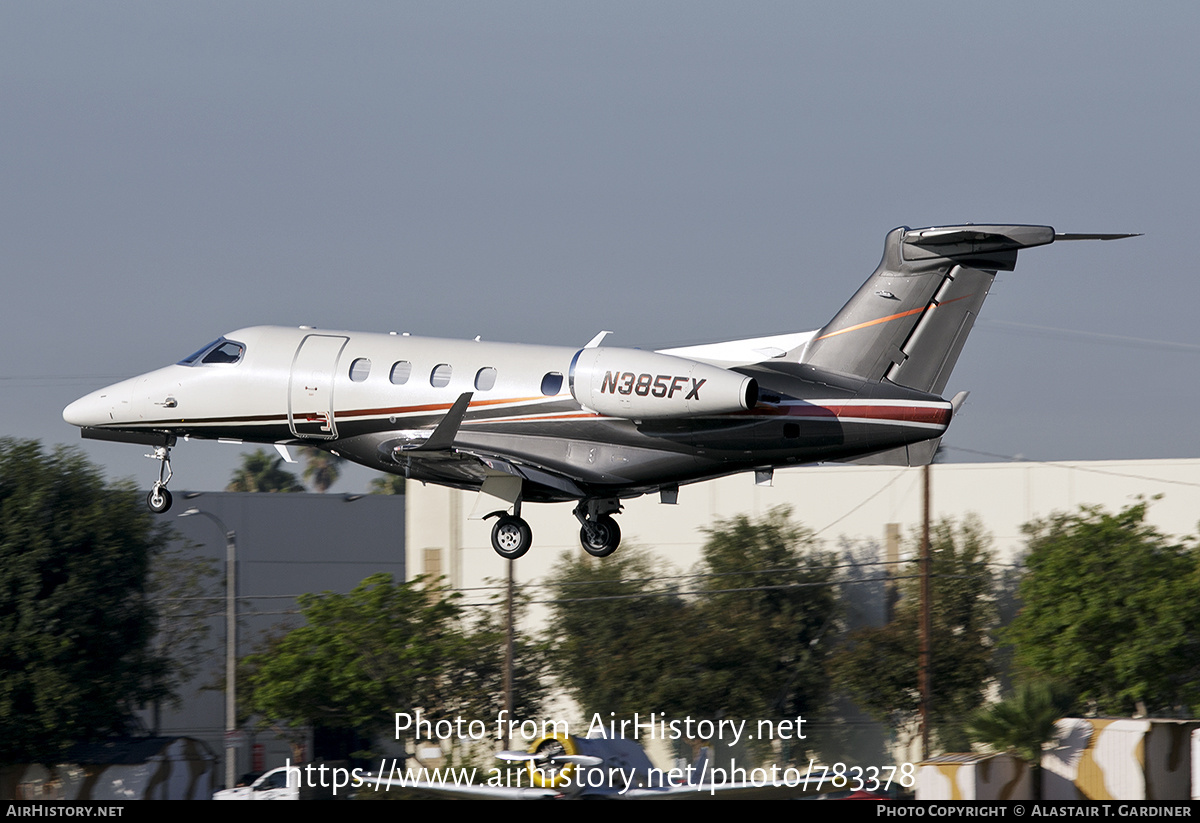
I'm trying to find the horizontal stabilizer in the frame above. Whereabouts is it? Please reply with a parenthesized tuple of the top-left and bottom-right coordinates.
(1053, 232, 1142, 241)
(902, 224, 1055, 259)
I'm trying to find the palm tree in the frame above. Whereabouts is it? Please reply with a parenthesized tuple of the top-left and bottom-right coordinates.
(967, 681, 1075, 800)
(300, 446, 343, 493)
(227, 449, 304, 493)
(368, 474, 406, 495)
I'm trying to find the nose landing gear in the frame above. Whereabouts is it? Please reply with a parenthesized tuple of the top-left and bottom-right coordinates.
(145, 445, 174, 513)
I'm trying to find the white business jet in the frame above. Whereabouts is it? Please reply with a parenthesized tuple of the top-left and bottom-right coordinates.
(63, 224, 1133, 560)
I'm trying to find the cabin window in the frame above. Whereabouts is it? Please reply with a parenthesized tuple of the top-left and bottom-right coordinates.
(540, 371, 563, 396)
(474, 367, 497, 391)
(390, 361, 412, 385)
(349, 358, 371, 382)
(430, 364, 453, 387)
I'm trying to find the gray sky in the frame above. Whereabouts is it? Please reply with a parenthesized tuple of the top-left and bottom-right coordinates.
(3, 1, 1197, 494)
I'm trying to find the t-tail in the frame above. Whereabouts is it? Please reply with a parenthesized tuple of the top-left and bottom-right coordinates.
(799, 224, 1136, 393)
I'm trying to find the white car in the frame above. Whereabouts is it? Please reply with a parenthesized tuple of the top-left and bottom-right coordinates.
(213, 766, 300, 801)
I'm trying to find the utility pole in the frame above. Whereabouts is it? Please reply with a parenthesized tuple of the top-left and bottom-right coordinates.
(180, 507, 238, 790)
(918, 463, 932, 761)
(503, 558, 515, 751)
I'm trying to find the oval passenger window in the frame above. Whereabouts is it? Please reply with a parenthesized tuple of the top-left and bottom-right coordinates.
(390, 361, 412, 385)
(349, 358, 371, 382)
(475, 367, 497, 391)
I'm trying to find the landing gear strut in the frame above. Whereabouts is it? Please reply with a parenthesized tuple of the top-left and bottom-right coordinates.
(145, 445, 174, 513)
(574, 498, 622, 558)
(487, 499, 532, 559)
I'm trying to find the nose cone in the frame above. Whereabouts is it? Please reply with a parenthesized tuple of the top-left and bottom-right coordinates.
(64, 390, 108, 428)
(63, 382, 133, 428)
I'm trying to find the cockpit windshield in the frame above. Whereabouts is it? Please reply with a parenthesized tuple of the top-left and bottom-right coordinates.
(178, 338, 245, 366)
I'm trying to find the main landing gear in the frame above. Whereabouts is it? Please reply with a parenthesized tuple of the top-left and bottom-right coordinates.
(487, 498, 534, 560)
(490, 514, 533, 560)
(145, 445, 174, 513)
(579, 515, 621, 558)
(574, 498, 622, 558)
(484, 497, 624, 560)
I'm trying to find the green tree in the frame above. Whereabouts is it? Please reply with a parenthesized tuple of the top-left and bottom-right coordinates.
(967, 681, 1076, 801)
(456, 584, 548, 725)
(226, 449, 304, 493)
(831, 516, 996, 752)
(368, 475, 406, 495)
(692, 508, 839, 727)
(545, 548, 699, 719)
(1006, 502, 1200, 715)
(244, 573, 543, 752)
(300, 446, 343, 493)
(0, 439, 169, 764)
(146, 543, 219, 728)
(545, 508, 839, 762)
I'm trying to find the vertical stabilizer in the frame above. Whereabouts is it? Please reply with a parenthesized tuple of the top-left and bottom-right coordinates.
(799, 224, 1056, 394)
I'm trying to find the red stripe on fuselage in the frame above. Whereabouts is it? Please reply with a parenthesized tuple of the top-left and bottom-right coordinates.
(102, 398, 949, 432)
(790, 404, 951, 426)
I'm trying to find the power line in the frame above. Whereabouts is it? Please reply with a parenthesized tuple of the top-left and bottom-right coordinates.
(943, 446, 1200, 488)
(978, 319, 1200, 353)
(812, 469, 908, 536)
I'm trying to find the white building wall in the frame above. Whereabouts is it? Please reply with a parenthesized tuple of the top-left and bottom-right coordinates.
(405, 458, 1200, 764)
(406, 459, 1200, 610)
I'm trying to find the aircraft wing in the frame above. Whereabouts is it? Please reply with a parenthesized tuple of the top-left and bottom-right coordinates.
(385, 444, 587, 503)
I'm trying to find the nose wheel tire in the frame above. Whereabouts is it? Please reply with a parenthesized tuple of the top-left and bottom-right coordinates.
(491, 515, 532, 559)
(147, 487, 173, 514)
(580, 514, 621, 558)
(144, 445, 174, 513)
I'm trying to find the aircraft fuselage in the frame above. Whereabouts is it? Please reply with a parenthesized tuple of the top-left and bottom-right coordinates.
(67, 224, 1127, 558)
(64, 324, 950, 504)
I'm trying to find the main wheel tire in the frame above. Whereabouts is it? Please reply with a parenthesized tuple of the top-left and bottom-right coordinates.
(491, 515, 532, 559)
(580, 514, 621, 558)
(147, 487, 173, 514)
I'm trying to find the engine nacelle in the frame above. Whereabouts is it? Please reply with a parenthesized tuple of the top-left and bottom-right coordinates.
(569, 347, 758, 419)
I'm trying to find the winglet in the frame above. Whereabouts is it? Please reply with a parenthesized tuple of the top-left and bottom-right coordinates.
(414, 392, 473, 451)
